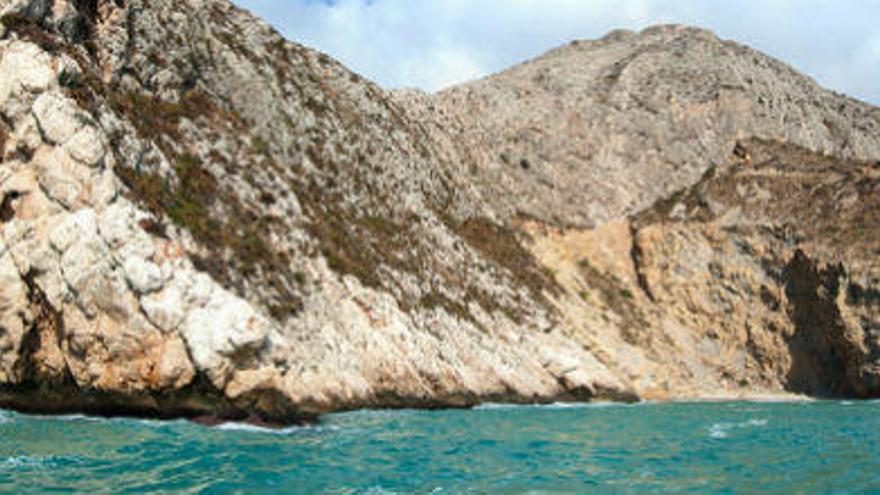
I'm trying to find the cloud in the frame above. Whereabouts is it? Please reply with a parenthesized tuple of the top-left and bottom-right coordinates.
(234, 0, 879, 105)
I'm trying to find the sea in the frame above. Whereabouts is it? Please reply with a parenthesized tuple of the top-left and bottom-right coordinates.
(0, 400, 877, 493)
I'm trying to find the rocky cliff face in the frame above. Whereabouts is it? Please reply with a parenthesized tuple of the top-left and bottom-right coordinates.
(518, 139, 880, 399)
(0, 0, 878, 423)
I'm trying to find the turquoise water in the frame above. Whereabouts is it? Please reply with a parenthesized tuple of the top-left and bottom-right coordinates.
(0, 401, 878, 493)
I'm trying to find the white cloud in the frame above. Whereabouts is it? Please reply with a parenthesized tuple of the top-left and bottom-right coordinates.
(234, 0, 880, 104)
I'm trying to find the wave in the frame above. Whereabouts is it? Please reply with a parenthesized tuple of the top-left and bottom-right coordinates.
(213, 422, 338, 435)
(475, 400, 650, 411)
(0, 455, 78, 471)
(0, 409, 334, 434)
(43, 414, 108, 423)
(27, 413, 186, 430)
(362, 487, 402, 495)
(709, 418, 768, 439)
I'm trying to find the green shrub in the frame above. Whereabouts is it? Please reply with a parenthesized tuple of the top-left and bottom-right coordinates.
(251, 136, 271, 156)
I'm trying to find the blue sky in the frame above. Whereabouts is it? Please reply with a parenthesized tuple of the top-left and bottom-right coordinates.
(233, 1, 880, 105)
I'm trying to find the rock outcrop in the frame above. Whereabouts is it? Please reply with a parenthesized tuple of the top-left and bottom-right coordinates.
(0, 0, 878, 423)
(517, 139, 880, 399)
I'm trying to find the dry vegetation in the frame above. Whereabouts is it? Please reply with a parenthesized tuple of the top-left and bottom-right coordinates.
(577, 258, 649, 345)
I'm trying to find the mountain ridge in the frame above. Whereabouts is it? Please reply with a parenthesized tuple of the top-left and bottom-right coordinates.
(422, 23, 880, 227)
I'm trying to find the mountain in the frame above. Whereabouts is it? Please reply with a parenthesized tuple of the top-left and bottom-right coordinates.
(406, 25, 880, 227)
(0, 0, 878, 423)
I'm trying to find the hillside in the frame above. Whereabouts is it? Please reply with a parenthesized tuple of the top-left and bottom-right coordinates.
(409, 25, 880, 228)
(0, 0, 878, 423)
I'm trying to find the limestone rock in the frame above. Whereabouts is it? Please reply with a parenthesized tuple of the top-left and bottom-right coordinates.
(417, 25, 880, 227)
(33, 92, 83, 145)
(0, 0, 877, 424)
(0, 250, 28, 383)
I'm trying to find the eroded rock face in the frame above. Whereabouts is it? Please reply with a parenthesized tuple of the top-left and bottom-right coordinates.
(522, 139, 880, 400)
(0, 0, 878, 423)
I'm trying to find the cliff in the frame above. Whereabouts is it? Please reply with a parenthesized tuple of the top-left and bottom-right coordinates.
(0, 0, 878, 423)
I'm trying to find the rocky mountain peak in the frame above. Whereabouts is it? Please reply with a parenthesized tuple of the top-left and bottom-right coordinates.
(429, 23, 880, 227)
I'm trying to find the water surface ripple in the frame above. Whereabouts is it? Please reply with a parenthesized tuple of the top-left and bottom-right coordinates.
(1, 401, 877, 493)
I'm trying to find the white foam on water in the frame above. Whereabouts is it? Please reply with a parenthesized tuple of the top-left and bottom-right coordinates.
(53, 414, 107, 423)
(474, 402, 564, 411)
(546, 402, 610, 409)
(708, 424, 728, 439)
(363, 487, 400, 495)
(475, 401, 642, 411)
(0, 455, 59, 470)
(472, 403, 512, 410)
(7, 412, 113, 425)
(708, 418, 768, 439)
(214, 422, 338, 435)
(127, 418, 190, 429)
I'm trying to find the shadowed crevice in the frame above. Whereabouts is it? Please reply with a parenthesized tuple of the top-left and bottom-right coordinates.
(782, 250, 870, 398)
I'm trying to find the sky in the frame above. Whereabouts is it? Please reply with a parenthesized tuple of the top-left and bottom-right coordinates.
(233, 0, 880, 105)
